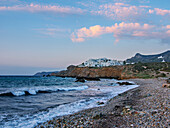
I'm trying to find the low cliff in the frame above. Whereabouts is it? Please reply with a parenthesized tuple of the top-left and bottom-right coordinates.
(51, 62, 170, 80)
(52, 65, 126, 79)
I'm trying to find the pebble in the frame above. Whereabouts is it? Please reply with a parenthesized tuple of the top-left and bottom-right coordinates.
(35, 79, 169, 128)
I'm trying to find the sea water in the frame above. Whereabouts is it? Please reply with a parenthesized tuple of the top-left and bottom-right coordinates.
(0, 76, 139, 128)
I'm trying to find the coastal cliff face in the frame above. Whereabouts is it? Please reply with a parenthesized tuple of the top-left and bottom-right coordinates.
(51, 62, 170, 80)
(51, 65, 124, 79)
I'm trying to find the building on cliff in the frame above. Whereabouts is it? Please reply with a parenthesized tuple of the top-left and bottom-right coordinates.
(78, 58, 123, 67)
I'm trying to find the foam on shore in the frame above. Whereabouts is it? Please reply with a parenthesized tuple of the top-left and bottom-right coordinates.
(3, 81, 139, 128)
(0, 85, 88, 96)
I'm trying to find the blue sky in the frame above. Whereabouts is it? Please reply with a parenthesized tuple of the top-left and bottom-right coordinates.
(0, 0, 170, 75)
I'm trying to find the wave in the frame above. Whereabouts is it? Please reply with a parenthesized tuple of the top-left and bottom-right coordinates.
(0, 86, 88, 96)
(3, 97, 104, 128)
(2, 84, 139, 128)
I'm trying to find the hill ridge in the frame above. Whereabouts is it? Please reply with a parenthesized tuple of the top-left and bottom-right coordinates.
(126, 50, 170, 63)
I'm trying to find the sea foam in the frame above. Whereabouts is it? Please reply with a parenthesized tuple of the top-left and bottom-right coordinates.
(3, 83, 139, 128)
(0, 85, 89, 96)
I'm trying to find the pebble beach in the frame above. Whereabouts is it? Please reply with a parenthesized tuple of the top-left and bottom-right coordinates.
(36, 78, 170, 128)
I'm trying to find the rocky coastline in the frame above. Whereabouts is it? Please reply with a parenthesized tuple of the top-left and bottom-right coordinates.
(51, 62, 170, 80)
(51, 65, 124, 79)
(35, 78, 169, 128)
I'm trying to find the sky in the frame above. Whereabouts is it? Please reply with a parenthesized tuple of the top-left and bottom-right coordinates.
(0, 0, 170, 75)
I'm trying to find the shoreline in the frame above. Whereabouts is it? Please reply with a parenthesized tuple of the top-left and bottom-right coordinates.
(36, 78, 169, 128)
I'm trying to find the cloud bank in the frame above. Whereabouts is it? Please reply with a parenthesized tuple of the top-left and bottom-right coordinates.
(1, 1, 169, 44)
(91, 2, 170, 22)
(71, 22, 170, 43)
(91, 3, 146, 21)
(149, 8, 170, 16)
(0, 3, 84, 14)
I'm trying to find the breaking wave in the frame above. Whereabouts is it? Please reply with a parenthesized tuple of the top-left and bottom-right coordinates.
(3, 84, 139, 128)
(0, 85, 88, 96)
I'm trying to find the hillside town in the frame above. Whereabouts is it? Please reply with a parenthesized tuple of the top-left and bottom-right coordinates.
(78, 58, 123, 67)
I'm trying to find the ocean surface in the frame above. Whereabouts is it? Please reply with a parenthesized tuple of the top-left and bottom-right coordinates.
(0, 76, 139, 128)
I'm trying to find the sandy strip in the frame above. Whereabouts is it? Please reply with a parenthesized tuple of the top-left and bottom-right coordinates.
(35, 79, 169, 128)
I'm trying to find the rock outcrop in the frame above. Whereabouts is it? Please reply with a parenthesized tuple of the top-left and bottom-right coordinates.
(51, 65, 124, 80)
(75, 78, 85, 83)
(51, 62, 170, 80)
(34, 71, 59, 77)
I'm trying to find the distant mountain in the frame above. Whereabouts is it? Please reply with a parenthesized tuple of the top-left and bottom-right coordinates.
(126, 50, 170, 63)
(34, 71, 59, 77)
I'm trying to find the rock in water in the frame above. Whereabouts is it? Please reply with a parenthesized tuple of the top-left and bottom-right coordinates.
(97, 102, 104, 105)
(75, 78, 85, 83)
(85, 77, 100, 81)
(117, 82, 134, 85)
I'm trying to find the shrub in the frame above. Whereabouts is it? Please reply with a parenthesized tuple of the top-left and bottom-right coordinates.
(156, 73, 166, 78)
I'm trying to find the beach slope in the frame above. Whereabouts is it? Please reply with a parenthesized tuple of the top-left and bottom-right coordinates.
(36, 79, 169, 128)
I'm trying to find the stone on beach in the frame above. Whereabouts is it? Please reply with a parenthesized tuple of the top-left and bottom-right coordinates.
(117, 81, 134, 86)
(35, 79, 169, 128)
(162, 83, 170, 88)
(97, 102, 105, 105)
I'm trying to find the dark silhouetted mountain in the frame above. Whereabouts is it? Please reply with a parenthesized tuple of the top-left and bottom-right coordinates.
(34, 71, 59, 77)
(126, 50, 170, 63)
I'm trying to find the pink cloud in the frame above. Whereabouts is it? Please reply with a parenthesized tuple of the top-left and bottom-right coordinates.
(166, 25, 170, 29)
(114, 3, 127, 6)
(0, 6, 6, 10)
(149, 8, 170, 16)
(148, 9, 154, 14)
(154, 8, 170, 16)
(132, 31, 147, 36)
(91, 2, 170, 22)
(71, 22, 170, 43)
(0, 3, 84, 14)
(91, 3, 147, 21)
(166, 25, 170, 35)
(71, 25, 106, 42)
(71, 34, 85, 42)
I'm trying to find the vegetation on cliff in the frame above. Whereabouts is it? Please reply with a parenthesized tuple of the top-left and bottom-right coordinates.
(122, 62, 170, 79)
(52, 62, 170, 79)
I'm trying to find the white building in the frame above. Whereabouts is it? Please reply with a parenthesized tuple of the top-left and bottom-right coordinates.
(158, 56, 163, 59)
(78, 58, 123, 67)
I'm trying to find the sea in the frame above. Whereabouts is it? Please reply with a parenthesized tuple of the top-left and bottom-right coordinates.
(0, 76, 139, 128)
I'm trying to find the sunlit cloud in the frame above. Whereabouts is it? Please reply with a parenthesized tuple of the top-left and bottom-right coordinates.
(91, 3, 148, 22)
(71, 22, 170, 44)
(90, 2, 170, 22)
(166, 25, 170, 29)
(71, 25, 105, 42)
(0, 3, 84, 14)
(149, 8, 170, 16)
(114, 3, 127, 6)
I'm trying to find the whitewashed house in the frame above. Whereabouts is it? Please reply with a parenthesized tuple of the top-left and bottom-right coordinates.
(78, 58, 123, 67)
